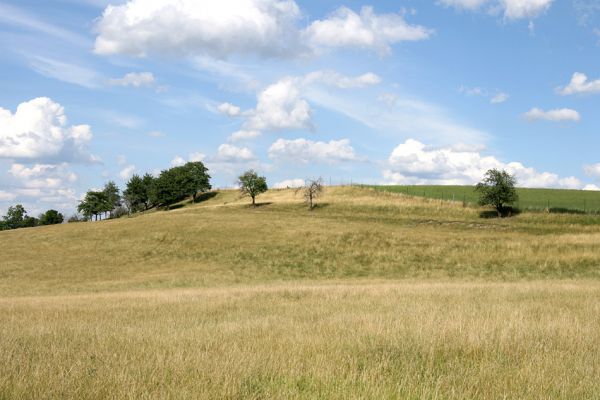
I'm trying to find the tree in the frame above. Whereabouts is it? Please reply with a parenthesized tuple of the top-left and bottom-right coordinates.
(150, 167, 188, 208)
(237, 170, 268, 206)
(124, 174, 154, 212)
(475, 169, 519, 217)
(78, 190, 109, 221)
(2, 204, 27, 229)
(298, 178, 324, 210)
(183, 162, 211, 202)
(39, 209, 64, 225)
(102, 181, 121, 218)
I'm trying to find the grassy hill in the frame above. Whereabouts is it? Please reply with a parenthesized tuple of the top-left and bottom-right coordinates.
(2, 187, 600, 398)
(370, 185, 600, 213)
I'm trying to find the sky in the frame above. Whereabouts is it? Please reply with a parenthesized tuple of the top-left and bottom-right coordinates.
(1, 0, 600, 217)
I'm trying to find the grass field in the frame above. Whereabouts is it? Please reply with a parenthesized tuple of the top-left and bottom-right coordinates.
(370, 185, 600, 213)
(2, 187, 600, 398)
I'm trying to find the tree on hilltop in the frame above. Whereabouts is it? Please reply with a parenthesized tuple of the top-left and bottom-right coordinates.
(238, 170, 268, 206)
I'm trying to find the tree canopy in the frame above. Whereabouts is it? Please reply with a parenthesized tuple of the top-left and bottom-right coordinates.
(238, 170, 268, 206)
(475, 169, 519, 217)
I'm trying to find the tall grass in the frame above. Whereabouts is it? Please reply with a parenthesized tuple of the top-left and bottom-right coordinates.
(2, 187, 600, 398)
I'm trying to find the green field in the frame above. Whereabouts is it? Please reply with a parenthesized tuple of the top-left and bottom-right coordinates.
(370, 185, 600, 213)
(2, 187, 600, 398)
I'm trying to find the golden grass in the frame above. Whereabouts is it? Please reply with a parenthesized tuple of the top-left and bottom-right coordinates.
(2, 282, 600, 399)
(2, 187, 600, 398)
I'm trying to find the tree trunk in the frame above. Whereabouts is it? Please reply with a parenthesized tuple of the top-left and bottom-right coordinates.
(252, 195, 256, 206)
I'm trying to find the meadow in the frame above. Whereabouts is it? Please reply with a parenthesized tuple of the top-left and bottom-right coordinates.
(370, 184, 600, 213)
(2, 187, 600, 398)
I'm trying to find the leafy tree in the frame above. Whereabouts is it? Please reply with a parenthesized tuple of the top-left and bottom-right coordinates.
(78, 190, 109, 221)
(475, 169, 519, 217)
(22, 216, 38, 228)
(298, 178, 324, 210)
(237, 170, 268, 206)
(2, 204, 27, 229)
(183, 162, 211, 202)
(39, 209, 64, 225)
(102, 181, 121, 218)
(124, 173, 156, 212)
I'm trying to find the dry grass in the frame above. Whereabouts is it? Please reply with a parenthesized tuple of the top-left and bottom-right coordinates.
(2, 187, 600, 398)
(2, 282, 600, 399)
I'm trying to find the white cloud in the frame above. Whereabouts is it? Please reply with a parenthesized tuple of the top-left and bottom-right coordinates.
(268, 138, 358, 164)
(0, 191, 17, 202)
(584, 184, 600, 191)
(439, 0, 553, 19)
(273, 178, 305, 189)
(215, 144, 256, 162)
(189, 152, 206, 162)
(217, 102, 242, 117)
(119, 165, 136, 180)
(459, 86, 486, 96)
(383, 139, 583, 188)
(243, 71, 379, 132)
(584, 163, 600, 178)
(148, 131, 164, 138)
(557, 72, 600, 95)
(171, 155, 186, 167)
(228, 130, 262, 142)
(245, 77, 313, 131)
(502, 0, 554, 19)
(304, 6, 432, 55)
(94, 0, 303, 58)
(523, 107, 581, 122)
(304, 71, 382, 88)
(490, 92, 509, 104)
(0, 97, 95, 163)
(109, 72, 155, 87)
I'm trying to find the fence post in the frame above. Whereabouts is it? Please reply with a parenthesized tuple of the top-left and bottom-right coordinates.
(584, 200, 587, 213)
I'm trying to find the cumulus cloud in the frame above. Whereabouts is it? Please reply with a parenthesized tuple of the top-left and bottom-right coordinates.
(523, 107, 581, 122)
(439, 0, 553, 19)
(189, 152, 206, 162)
(119, 165, 136, 180)
(170, 155, 186, 167)
(0, 97, 95, 162)
(245, 77, 313, 131)
(584, 184, 600, 191)
(109, 72, 155, 87)
(584, 163, 600, 178)
(268, 138, 358, 164)
(304, 6, 432, 55)
(217, 102, 242, 117)
(94, 0, 303, 58)
(383, 139, 583, 188)
(557, 72, 600, 95)
(228, 130, 262, 142)
(273, 178, 305, 189)
(215, 144, 256, 162)
(243, 71, 379, 132)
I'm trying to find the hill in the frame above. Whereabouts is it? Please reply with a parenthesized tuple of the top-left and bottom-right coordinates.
(2, 187, 600, 398)
(370, 185, 600, 213)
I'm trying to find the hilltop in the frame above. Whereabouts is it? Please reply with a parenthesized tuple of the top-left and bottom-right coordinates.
(3, 186, 600, 297)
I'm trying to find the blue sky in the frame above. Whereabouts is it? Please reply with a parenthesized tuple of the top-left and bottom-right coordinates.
(1, 0, 600, 216)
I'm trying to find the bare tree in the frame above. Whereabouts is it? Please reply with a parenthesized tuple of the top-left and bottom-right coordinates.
(297, 178, 324, 210)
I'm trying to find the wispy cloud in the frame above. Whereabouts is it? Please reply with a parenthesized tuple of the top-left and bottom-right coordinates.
(26, 55, 102, 89)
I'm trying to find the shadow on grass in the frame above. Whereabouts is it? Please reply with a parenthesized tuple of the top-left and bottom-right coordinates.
(548, 207, 587, 215)
(193, 192, 218, 204)
(167, 204, 185, 211)
(479, 207, 521, 219)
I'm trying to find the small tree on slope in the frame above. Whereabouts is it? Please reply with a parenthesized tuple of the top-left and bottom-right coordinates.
(475, 169, 518, 217)
(238, 170, 268, 206)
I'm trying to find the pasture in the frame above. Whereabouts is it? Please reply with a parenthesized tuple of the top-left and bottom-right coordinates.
(2, 187, 600, 398)
(370, 185, 600, 213)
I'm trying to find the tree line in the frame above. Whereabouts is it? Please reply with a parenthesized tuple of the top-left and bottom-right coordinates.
(0, 164, 517, 232)
(0, 205, 64, 231)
